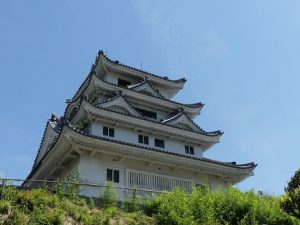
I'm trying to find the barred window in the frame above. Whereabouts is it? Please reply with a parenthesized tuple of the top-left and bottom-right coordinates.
(138, 135, 149, 145)
(107, 169, 119, 183)
(185, 146, 194, 155)
(155, 139, 165, 148)
(103, 126, 114, 137)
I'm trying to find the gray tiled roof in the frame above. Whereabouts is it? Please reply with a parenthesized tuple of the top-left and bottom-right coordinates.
(97, 50, 187, 83)
(68, 96, 221, 137)
(25, 118, 256, 183)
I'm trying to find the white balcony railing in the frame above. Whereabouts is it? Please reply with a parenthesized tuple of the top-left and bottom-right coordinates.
(126, 169, 192, 194)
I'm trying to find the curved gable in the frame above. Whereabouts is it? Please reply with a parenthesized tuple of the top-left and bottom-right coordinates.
(97, 94, 142, 117)
(162, 113, 201, 132)
(128, 80, 163, 98)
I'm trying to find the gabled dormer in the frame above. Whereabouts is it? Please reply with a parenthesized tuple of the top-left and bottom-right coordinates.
(128, 78, 164, 98)
(96, 92, 142, 117)
(162, 110, 203, 132)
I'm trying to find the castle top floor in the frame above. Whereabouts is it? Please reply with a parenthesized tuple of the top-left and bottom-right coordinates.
(93, 51, 186, 99)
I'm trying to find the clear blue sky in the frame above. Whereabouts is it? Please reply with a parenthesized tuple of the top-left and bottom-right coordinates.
(0, 1, 299, 195)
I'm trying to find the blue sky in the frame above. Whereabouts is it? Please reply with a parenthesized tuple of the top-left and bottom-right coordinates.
(0, 1, 299, 195)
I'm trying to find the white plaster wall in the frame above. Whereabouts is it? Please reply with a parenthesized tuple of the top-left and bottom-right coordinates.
(89, 122, 203, 158)
(78, 154, 225, 199)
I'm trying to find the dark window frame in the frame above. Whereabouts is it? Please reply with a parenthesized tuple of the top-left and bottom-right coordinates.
(185, 145, 194, 155)
(106, 168, 120, 183)
(155, 138, 165, 148)
(103, 126, 114, 137)
(138, 134, 149, 145)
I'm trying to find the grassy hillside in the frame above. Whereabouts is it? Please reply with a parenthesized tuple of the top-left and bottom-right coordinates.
(0, 183, 299, 225)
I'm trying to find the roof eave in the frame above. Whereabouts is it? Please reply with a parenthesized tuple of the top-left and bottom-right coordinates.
(97, 51, 186, 87)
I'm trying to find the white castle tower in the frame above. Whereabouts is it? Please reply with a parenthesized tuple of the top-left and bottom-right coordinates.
(25, 51, 256, 198)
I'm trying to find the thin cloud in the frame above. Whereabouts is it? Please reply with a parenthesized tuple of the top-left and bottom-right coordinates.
(131, 1, 229, 74)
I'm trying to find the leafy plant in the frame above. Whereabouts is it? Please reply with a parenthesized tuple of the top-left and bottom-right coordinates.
(123, 189, 141, 212)
(99, 181, 117, 209)
(281, 168, 300, 219)
(148, 188, 195, 225)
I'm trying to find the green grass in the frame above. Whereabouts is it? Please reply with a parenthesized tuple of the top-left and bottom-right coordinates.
(0, 185, 299, 225)
(0, 186, 153, 225)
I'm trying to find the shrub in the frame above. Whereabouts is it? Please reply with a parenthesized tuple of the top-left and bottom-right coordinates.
(99, 181, 117, 209)
(0, 200, 11, 215)
(281, 168, 300, 220)
(88, 197, 95, 209)
(16, 189, 58, 212)
(143, 186, 299, 225)
(4, 207, 28, 225)
(149, 188, 195, 225)
(123, 189, 141, 212)
(1, 184, 18, 202)
(190, 185, 217, 224)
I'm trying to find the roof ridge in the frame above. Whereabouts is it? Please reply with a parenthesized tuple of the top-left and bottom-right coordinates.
(95, 92, 143, 117)
(162, 110, 223, 136)
(128, 78, 165, 99)
(98, 50, 187, 83)
(68, 73, 203, 111)
(66, 121, 256, 169)
(69, 97, 222, 137)
(25, 118, 253, 183)
(99, 76, 204, 109)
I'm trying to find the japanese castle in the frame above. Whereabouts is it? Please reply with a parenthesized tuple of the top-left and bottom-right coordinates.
(25, 51, 256, 198)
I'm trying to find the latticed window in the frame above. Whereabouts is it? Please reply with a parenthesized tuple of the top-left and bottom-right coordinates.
(155, 139, 165, 148)
(103, 126, 114, 137)
(138, 135, 149, 145)
(107, 169, 119, 183)
(185, 145, 194, 155)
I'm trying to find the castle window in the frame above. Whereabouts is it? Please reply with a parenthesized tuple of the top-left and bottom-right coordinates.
(107, 169, 119, 183)
(138, 135, 149, 145)
(118, 79, 131, 87)
(155, 139, 165, 148)
(103, 126, 114, 137)
(185, 146, 194, 155)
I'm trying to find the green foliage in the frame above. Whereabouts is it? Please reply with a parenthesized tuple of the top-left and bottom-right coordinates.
(0, 200, 11, 215)
(99, 181, 117, 209)
(123, 189, 141, 212)
(54, 179, 65, 198)
(190, 185, 217, 224)
(286, 168, 300, 193)
(5, 207, 28, 225)
(16, 188, 57, 211)
(0, 187, 153, 225)
(53, 164, 80, 200)
(281, 168, 300, 219)
(146, 188, 195, 225)
(88, 197, 95, 209)
(143, 187, 300, 225)
(1, 184, 18, 202)
(0, 183, 299, 225)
